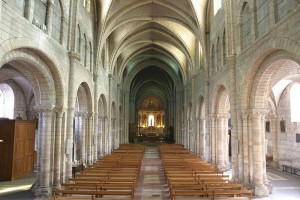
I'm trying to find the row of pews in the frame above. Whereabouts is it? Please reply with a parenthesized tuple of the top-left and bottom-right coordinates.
(159, 144, 253, 200)
(52, 144, 145, 200)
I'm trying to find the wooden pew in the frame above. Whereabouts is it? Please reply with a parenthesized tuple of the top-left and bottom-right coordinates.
(171, 189, 252, 200)
(169, 183, 243, 198)
(52, 189, 133, 199)
(61, 182, 134, 192)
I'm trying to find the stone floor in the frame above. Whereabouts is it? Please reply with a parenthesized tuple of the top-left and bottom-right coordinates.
(0, 146, 300, 199)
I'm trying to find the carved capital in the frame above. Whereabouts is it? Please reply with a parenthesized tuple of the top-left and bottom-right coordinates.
(249, 109, 267, 119)
(68, 51, 80, 61)
(75, 112, 88, 117)
(225, 54, 236, 65)
(240, 110, 249, 120)
(34, 104, 55, 113)
(93, 74, 98, 82)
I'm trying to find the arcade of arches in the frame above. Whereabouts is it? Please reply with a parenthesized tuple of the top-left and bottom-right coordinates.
(0, 0, 300, 198)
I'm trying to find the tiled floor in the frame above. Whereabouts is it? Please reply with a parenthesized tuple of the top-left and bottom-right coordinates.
(0, 146, 300, 200)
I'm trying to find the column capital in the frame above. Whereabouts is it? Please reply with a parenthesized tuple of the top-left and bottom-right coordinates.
(68, 51, 80, 60)
(88, 112, 94, 118)
(249, 109, 268, 119)
(34, 105, 55, 113)
(216, 114, 229, 119)
(75, 112, 88, 117)
(225, 54, 236, 65)
(93, 74, 98, 82)
(240, 110, 249, 120)
(47, 0, 55, 7)
(67, 107, 75, 112)
(55, 105, 66, 113)
(208, 114, 216, 120)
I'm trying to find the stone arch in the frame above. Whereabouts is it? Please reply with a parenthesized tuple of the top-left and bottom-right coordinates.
(0, 39, 65, 107)
(98, 94, 108, 155)
(73, 82, 93, 163)
(211, 85, 230, 115)
(239, 37, 300, 109)
(111, 101, 117, 149)
(196, 96, 207, 158)
(52, 0, 63, 43)
(211, 85, 230, 171)
(75, 82, 93, 113)
(242, 51, 300, 110)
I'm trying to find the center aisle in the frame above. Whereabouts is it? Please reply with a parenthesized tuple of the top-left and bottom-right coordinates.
(133, 146, 170, 200)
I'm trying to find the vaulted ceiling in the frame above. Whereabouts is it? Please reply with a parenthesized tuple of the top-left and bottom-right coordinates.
(96, 0, 209, 107)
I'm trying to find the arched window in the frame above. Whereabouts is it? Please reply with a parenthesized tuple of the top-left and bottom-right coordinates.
(217, 37, 221, 70)
(34, 0, 47, 26)
(0, 84, 15, 119)
(213, 0, 222, 15)
(256, 0, 270, 37)
(276, 0, 298, 22)
(52, 0, 62, 43)
(77, 25, 81, 54)
(222, 29, 226, 64)
(290, 83, 300, 122)
(211, 45, 215, 74)
(7, 0, 25, 17)
(148, 115, 155, 127)
(241, 3, 251, 49)
(84, 34, 88, 67)
(89, 42, 93, 72)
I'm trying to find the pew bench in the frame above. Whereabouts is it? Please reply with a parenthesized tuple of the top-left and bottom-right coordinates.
(52, 189, 134, 199)
(61, 182, 134, 191)
(171, 189, 252, 200)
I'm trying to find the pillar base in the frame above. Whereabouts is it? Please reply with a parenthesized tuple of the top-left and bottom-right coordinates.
(34, 186, 51, 197)
(271, 160, 279, 169)
(264, 180, 273, 194)
(217, 162, 231, 172)
(53, 184, 61, 190)
(255, 184, 269, 197)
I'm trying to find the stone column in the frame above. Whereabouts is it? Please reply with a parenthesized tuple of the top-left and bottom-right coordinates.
(65, 108, 74, 179)
(250, 110, 269, 197)
(98, 116, 103, 158)
(102, 116, 108, 155)
(45, 0, 54, 35)
(209, 115, 216, 165)
(262, 115, 272, 193)
(241, 111, 250, 184)
(79, 113, 86, 162)
(216, 115, 226, 170)
(175, 91, 182, 143)
(87, 113, 93, 164)
(271, 115, 279, 168)
(65, 52, 80, 178)
(200, 118, 206, 159)
(123, 91, 130, 143)
(60, 112, 67, 183)
(93, 112, 98, 161)
(195, 117, 200, 156)
(35, 105, 54, 196)
(53, 107, 65, 189)
(24, 0, 34, 22)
